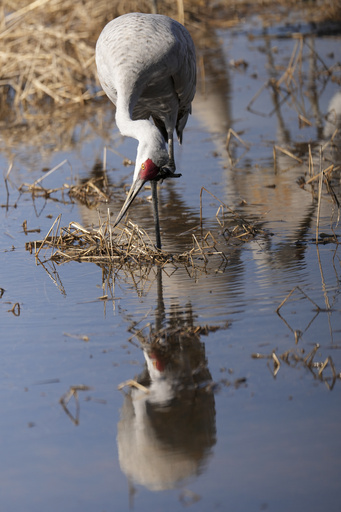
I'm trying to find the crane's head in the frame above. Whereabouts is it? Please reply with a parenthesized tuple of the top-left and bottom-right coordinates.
(113, 125, 169, 227)
(112, 158, 166, 228)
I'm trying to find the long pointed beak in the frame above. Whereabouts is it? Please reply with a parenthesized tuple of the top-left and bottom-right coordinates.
(113, 178, 145, 227)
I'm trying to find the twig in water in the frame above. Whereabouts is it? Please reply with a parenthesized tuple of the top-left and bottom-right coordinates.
(117, 379, 150, 393)
(276, 285, 321, 314)
(315, 149, 323, 244)
(32, 159, 69, 187)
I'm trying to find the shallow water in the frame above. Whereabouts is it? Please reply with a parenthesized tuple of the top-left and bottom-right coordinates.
(1, 13, 341, 512)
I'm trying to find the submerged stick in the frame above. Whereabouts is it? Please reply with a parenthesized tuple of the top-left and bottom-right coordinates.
(4, 162, 13, 207)
(273, 145, 303, 163)
(32, 159, 69, 187)
(276, 285, 321, 314)
(316, 151, 323, 244)
(35, 214, 61, 260)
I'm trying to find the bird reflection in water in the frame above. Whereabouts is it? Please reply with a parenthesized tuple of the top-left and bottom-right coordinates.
(117, 277, 216, 492)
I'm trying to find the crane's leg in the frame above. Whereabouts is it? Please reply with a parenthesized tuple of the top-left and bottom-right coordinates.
(167, 132, 176, 171)
(151, 180, 161, 250)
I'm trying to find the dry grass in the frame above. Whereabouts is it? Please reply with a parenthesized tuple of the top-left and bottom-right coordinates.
(252, 344, 341, 390)
(1, 0, 340, 117)
(24, 183, 265, 270)
(12, 158, 111, 208)
(3, 0, 341, 263)
(1, 0, 340, 160)
(250, 285, 341, 389)
(25, 213, 223, 267)
(0, 0, 213, 114)
(68, 176, 111, 208)
(0, 0, 211, 158)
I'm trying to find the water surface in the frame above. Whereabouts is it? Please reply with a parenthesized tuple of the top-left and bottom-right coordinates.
(1, 13, 340, 512)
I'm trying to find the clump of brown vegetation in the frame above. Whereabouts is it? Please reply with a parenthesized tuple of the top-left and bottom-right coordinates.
(0, 0, 213, 159)
(252, 344, 341, 390)
(24, 211, 228, 267)
(0, 0, 211, 117)
(1, 0, 340, 120)
(1, 0, 340, 161)
(23, 177, 265, 269)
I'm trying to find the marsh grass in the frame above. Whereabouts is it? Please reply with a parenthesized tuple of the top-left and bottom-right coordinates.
(1, 0, 340, 163)
(1, 0, 340, 116)
(25, 209, 248, 268)
(0, 0, 217, 113)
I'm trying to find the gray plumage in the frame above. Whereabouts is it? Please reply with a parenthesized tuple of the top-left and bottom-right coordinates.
(95, 12, 196, 248)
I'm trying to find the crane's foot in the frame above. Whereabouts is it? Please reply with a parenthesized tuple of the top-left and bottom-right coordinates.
(156, 166, 182, 183)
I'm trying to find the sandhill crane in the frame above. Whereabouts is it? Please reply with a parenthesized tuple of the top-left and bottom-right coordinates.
(95, 12, 196, 249)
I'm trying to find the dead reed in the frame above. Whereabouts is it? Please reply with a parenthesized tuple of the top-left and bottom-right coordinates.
(24, 176, 267, 273)
(68, 176, 111, 207)
(17, 149, 265, 271)
(0, 0, 214, 159)
(244, 34, 341, 241)
(0, 0, 215, 114)
(1, 0, 339, 163)
(250, 285, 341, 389)
(25, 212, 231, 268)
(1, 0, 339, 117)
(252, 344, 340, 390)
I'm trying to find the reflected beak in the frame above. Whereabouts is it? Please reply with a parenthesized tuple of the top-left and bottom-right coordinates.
(113, 178, 145, 227)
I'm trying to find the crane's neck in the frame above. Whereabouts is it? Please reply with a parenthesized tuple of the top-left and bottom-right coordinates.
(115, 102, 145, 139)
(115, 99, 169, 180)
